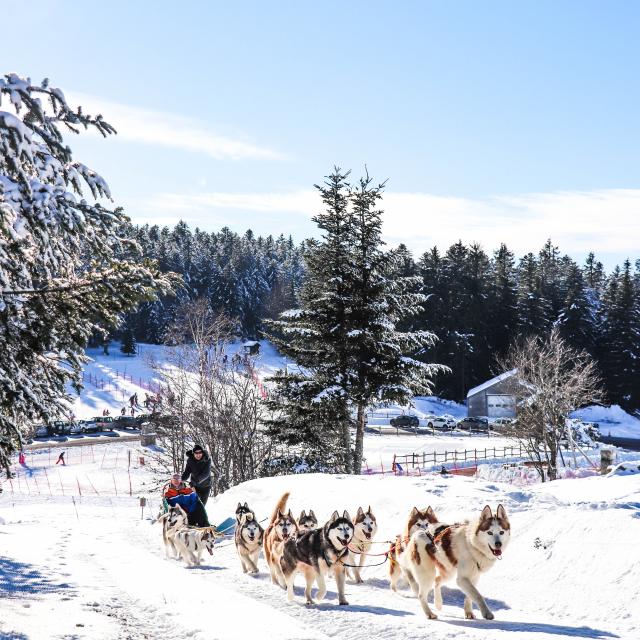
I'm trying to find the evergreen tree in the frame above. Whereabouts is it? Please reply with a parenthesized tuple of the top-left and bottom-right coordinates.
(266, 168, 354, 471)
(599, 261, 640, 407)
(516, 252, 552, 335)
(488, 243, 518, 357)
(267, 169, 442, 474)
(0, 74, 173, 470)
(120, 326, 137, 357)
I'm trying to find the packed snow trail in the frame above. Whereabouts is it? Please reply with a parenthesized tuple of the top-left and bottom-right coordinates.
(2, 471, 638, 639)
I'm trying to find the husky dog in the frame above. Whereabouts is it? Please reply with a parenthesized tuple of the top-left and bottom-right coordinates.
(280, 510, 354, 605)
(159, 504, 189, 559)
(433, 504, 511, 620)
(401, 504, 511, 620)
(263, 492, 298, 587)
(235, 511, 264, 574)
(297, 509, 318, 533)
(389, 506, 439, 592)
(173, 526, 223, 567)
(346, 506, 378, 583)
(236, 501, 254, 523)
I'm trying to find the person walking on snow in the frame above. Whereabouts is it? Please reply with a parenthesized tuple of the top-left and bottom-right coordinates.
(181, 444, 212, 506)
(55, 451, 66, 465)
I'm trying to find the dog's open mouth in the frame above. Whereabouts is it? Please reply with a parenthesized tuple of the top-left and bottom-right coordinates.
(207, 546, 214, 555)
(338, 537, 350, 547)
(489, 545, 502, 557)
(364, 532, 371, 540)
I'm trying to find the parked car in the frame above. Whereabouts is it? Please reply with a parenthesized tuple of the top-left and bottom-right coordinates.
(427, 415, 457, 431)
(114, 416, 139, 430)
(34, 424, 52, 438)
(69, 421, 85, 435)
(490, 417, 513, 433)
(52, 420, 71, 435)
(390, 414, 419, 429)
(91, 417, 113, 432)
(457, 416, 490, 432)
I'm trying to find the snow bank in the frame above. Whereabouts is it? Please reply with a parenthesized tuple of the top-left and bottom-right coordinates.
(572, 404, 640, 438)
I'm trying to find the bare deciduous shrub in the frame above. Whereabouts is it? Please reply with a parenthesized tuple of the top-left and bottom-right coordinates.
(501, 328, 603, 481)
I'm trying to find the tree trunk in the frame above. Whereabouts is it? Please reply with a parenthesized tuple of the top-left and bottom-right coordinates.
(353, 403, 366, 474)
(340, 401, 353, 474)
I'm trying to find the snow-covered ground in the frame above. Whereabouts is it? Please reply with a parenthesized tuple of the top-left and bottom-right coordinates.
(2, 441, 639, 639)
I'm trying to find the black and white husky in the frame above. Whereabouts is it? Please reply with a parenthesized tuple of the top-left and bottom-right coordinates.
(174, 526, 224, 567)
(235, 512, 264, 574)
(280, 510, 354, 605)
(297, 509, 318, 533)
(158, 504, 189, 559)
(236, 501, 254, 523)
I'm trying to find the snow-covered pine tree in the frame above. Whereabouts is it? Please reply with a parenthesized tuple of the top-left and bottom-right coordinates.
(346, 173, 442, 472)
(488, 243, 518, 358)
(599, 260, 640, 408)
(556, 259, 595, 354)
(265, 168, 354, 472)
(0, 74, 173, 471)
(516, 252, 552, 336)
(267, 168, 444, 474)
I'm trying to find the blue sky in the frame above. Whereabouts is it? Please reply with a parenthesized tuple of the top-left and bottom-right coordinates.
(4, 1, 639, 269)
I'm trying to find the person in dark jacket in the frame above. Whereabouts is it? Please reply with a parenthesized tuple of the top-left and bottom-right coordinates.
(181, 445, 212, 506)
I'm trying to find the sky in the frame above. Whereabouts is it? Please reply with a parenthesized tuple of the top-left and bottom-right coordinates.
(3, 0, 640, 269)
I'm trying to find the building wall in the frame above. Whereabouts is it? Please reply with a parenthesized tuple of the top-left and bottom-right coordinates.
(467, 376, 518, 417)
(467, 392, 487, 417)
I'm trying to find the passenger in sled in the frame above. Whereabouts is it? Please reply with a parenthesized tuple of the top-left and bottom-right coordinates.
(163, 472, 210, 527)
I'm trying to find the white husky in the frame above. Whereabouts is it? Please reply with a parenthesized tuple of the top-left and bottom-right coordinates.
(173, 526, 223, 566)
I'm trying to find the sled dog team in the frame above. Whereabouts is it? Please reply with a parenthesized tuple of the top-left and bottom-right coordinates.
(161, 491, 511, 620)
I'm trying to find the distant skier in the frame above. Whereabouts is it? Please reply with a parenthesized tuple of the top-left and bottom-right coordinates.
(55, 451, 66, 466)
(18, 451, 27, 467)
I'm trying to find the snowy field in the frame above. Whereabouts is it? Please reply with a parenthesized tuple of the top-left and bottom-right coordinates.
(1, 442, 639, 640)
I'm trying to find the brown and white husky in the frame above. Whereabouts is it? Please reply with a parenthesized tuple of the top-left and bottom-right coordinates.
(263, 492, 298, 588)
(297, 509, 318, 533)
(388, 506, 439, 592)
(400, 504, 511, 620)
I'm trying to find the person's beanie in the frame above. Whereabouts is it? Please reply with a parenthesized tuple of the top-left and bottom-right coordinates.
(193, 444, 204, 454)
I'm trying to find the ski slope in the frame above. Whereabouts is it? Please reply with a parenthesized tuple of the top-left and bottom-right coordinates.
(1, 441, 639, 639)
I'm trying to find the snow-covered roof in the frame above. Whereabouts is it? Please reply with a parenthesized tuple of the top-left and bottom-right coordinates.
(243, 340, 259, 347)
(466, 368, 518, 398)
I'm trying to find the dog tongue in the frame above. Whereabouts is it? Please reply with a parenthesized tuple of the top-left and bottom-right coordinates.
(491, 547, 502, 557)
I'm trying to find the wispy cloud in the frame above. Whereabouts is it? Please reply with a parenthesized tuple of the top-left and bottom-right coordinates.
(67, 92, 284, 161)
(137, 187, 640, 259)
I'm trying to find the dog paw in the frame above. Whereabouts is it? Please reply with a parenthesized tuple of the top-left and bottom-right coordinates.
(465, 612, 476, 620)
(427, 612, 438, 620)
(339, 600, 349, 606)
(483, 610, 494, 620)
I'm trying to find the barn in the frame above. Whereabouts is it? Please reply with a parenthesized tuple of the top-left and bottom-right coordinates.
(466, 368, 518, 418)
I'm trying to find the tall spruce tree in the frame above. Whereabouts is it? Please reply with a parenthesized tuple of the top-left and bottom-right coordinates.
(345, 174, 441, 472)
(0, 74, 173, 471)
(266, 168, 354, 471)
(266, 168, 442, 474)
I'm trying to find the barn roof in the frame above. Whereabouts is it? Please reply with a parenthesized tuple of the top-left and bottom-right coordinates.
(466, 368, 518, 399)
(243, 340, 259, 347)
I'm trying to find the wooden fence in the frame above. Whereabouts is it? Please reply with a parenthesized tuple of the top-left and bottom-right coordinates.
(393, 444, 525, 471)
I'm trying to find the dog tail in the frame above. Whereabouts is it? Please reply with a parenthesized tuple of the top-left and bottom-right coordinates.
(269, 491, 290, 525)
